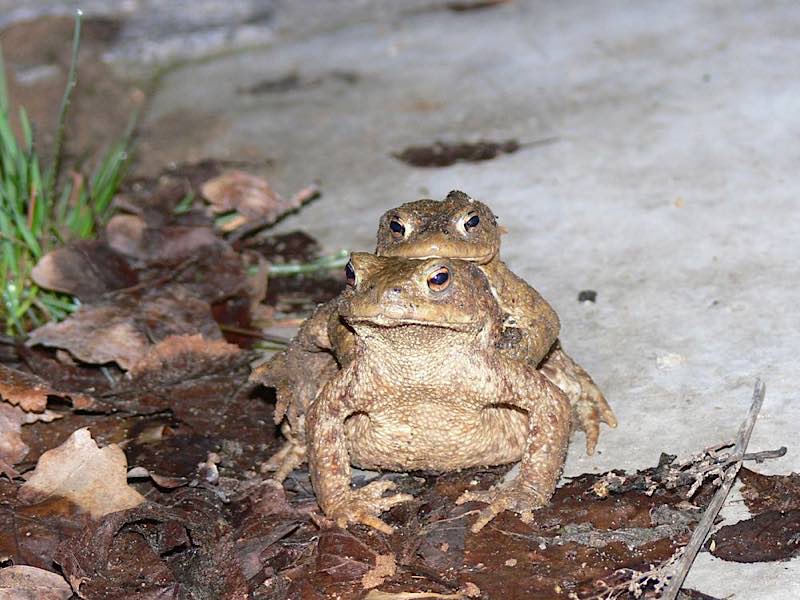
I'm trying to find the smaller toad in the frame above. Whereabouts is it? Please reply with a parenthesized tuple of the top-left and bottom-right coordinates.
(307, 253, 571, 533)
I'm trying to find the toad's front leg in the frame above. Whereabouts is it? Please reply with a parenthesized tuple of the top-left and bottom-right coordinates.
(306, 373, 413, 534)
(457, 364, 570, 532)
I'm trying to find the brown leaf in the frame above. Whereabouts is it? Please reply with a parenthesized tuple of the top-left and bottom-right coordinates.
(0, 364, 97, 413)
(201, 170, 315, 230)
(315, 528, 378, 584)
(710, 509, 800, 562)
(128, 334, 241, 380)
(106, 213, 220, 263)
(27, 286, 222, 370)
(0, 364, 52, 412)
(0, 565, 72, 600)
(0, 404, 60, 474)
(361, 553, 396, 589)
(31, 240, 138, 301)
(739, 467, 800, 514)
(18, 427, 145, 518)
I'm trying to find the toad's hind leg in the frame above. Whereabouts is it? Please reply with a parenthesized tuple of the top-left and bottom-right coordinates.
(539, 344, 617, 455)
(457, 363, 571, 533)
(262, 421, 307, 482)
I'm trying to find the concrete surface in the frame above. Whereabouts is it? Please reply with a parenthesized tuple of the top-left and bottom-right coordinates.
(6, 1, 800, 597)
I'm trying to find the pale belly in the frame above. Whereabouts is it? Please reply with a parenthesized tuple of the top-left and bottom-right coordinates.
(345, 403, 529, 472)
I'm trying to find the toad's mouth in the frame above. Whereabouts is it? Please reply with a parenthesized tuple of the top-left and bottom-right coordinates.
(344, 315, 479, 332)
(410, 252, 494, 263)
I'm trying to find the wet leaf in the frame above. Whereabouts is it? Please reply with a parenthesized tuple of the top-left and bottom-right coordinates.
(710, 510, 800, 563)
(739, 467, 800, 514)
(18, 427, 145, 518)
(393, 139, 521, 168)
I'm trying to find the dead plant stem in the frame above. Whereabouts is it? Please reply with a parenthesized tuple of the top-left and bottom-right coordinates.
(661, 379, 767, 599)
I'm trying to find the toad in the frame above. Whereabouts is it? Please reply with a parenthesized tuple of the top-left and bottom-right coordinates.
(253, 192, 615, 480)
(374, 190, 616, 451)
(307, 253, 571, 533)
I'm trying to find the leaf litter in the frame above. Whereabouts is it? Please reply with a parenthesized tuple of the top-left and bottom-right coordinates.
(0, 162, 794, 598)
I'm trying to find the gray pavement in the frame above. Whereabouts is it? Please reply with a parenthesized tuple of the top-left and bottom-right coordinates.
(8, 1, 800, 596)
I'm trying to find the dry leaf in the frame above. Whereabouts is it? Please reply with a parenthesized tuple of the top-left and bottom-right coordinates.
(201, 170, 316, 231)
(0, 404, 60, 475)
(27, 286, 222, 370)
(18, 428, 145, 518)
(127, 334, 241, 379)
(0, 364, 95, 413)
(31, 240, 137, 301)
(361, 553, 397, 589)
(106, 214, 219, 262)
(0, 364, 51, 412)
(0, 565, 72, 600)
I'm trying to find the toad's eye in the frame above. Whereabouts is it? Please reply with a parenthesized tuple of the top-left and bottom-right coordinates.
(464, 214, 480, 231)
(427, 267, 450, 292)
(345, 261, 356, 286)
(389, 219, 405, 239)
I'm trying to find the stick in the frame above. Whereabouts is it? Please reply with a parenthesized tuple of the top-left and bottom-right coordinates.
(661, 379, 767, 600)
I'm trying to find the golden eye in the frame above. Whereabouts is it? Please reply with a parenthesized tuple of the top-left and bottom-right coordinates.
(427, 267, 450, 292)
(389, 218, 405, 239)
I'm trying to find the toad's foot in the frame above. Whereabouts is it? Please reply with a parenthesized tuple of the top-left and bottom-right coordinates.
(326, 480, 413, 534)
(262, 438, 306, 483)
(456, 481, 547, 533)
(574, 376, 618, 455)
(539, 347, 617, 455)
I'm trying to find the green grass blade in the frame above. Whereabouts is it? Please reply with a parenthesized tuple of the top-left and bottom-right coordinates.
(44, 10, 82, 204)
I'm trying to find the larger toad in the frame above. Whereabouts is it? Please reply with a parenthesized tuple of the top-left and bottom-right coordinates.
(253, 192, 615, 480)
(307, 253, 571, 533)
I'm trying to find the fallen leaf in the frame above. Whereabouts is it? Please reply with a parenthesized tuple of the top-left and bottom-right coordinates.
(739, 468, 800, 513)
(0, 364, 96, 413)
(18, 428, 145, 518)
(127, 334, 241, 380)
(106, 213, 220, 263)
(27, 286, 222, 370)
(710, 510, 800, 563)
(201, 170, 316, 231)
(363, 590, 465, 599)
(361, 553, 396, 589)
(0, 565, 72, 600)
(31, 240, 138, 301)
(0, 404, 60, 475)
(0, 364, 51, 412)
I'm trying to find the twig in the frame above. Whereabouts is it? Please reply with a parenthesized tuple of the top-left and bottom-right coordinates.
(741, 446, 787, 462)
(226, 184, 320, 244)
(661, 379, 767, 600)
(218, 324, 290, 345)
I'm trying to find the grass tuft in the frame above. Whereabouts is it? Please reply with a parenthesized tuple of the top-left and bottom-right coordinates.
(0, 12, 133, 335)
